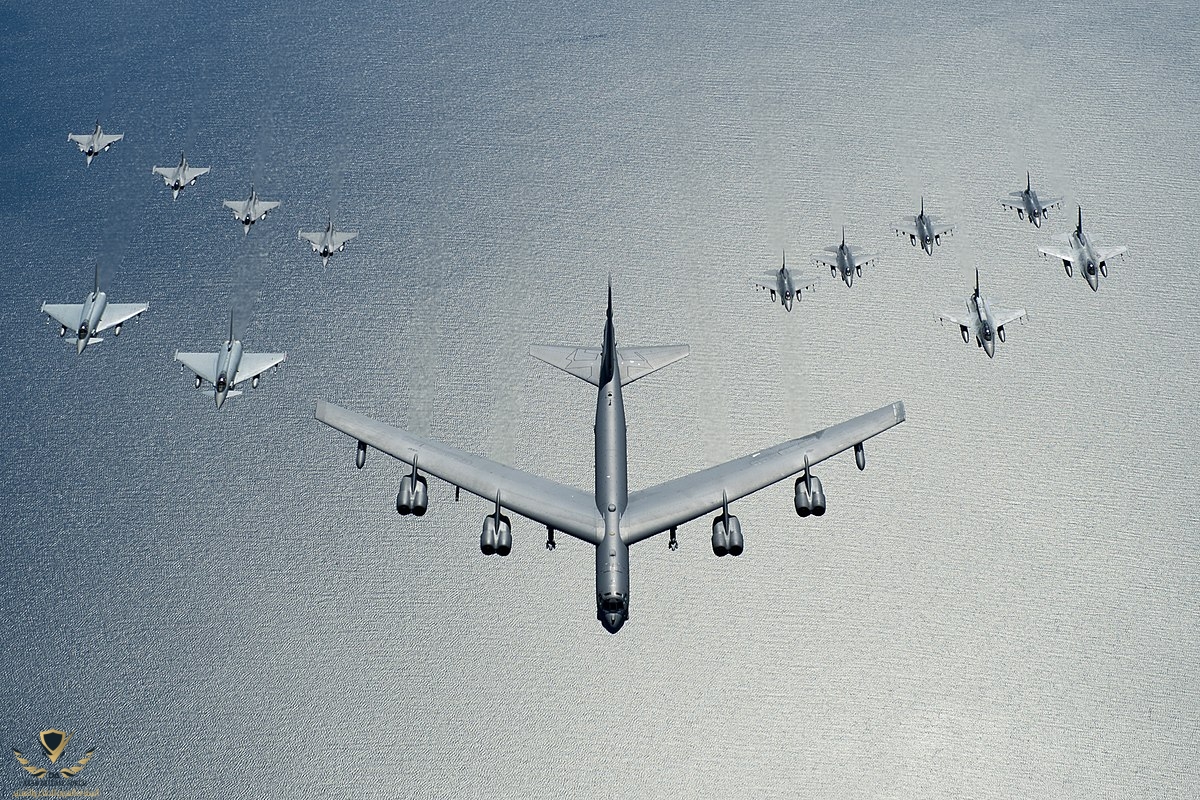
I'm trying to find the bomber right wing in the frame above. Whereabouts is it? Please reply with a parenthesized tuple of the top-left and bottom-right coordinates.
(315, 401, 603, 544)
(620, 402, 906, 544)
(174, 351, 220, 385)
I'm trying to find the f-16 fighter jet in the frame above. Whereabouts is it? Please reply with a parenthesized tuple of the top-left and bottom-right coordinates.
(1000, 172, 1062, 228)
(753, 251, 815, 311)
(936, 270, 1027, 359)
(40, 266, 148, 354)
(1037, 206, 1126, 292)
(175, 315, 286, 409)
(315, 285, 906, 634)
(893, 197, 955, 255)
(298, 217, 359, 266)
(152, 152, 211, 200)
(813, 227, 878, 288)
(68, 121, 123, 166)
(223, 185, 280, 234)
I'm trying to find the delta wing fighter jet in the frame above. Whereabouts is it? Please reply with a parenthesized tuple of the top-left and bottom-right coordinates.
(175, 315, 286, 409)
(223, 185, 280, 234)
(813, 228, 878, 288)
(315, 286, 906, 634)
(1000, 172, 1062, 228)
(41, 266, 148, 354)
(753, 251, 815, 311)
(936, 270, 1027, 359)
(298, 217, 359, 266)
(68, 121, 122, 166)
(893, 197, 955, 255)
(1037, 206, 1126, 292)
(152, 152, 210, 200)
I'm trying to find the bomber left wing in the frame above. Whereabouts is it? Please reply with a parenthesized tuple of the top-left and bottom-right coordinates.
(315, 401, 603, 544)
(620, 401, 905, 544)
(97, 302, 148, 332)
(232, 352, 287, 386)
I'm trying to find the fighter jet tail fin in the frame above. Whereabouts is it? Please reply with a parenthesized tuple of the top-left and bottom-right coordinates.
(93, 263, 99, 295)
(1076, 205, 1083, 237)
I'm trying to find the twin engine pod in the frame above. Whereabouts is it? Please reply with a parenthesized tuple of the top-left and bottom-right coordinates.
(395, 472, 429, 516)
(795, 475, 827, 517)
(711, 514, 744, 557)
(480, 513, 513, 557)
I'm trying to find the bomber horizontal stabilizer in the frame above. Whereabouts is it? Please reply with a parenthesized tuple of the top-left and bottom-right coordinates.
(529, 345, 689, 387)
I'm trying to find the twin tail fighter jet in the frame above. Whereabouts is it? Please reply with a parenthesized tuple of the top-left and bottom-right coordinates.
(152, 152, 211, 200)
(298, 218, 359, 266)
(1037, 206, 1126, 292)
(315, 286, 906, 634)
(753, 251, 815, 311)
(68, 121, 123, 166)
(894, 198, 955, 255)
(40, 266, 148, 354)
(936, 270, 1028, 359)
(175, 315, 287, 409)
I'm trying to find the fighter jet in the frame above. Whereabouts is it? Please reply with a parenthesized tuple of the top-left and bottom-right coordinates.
(222, 185, 281, 234)
(813, 228, 878, 288)
(175, 315, 286, 409)
(67, 121, 123, 166)
(1000, 172, 1062, 228)
(315, 285, 906, 634)
(152, 152, 211, 200)
(753, 251, 815, 311)
(936, 270, 1027, 359)
(298, 217, 359, 266)
(1037, 206, 1126, 292)
(40, 266, 148, 354)
(893, 197, 955, 255)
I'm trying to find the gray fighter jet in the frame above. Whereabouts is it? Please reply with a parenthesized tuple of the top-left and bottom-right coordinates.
(813, 228, 878, 288)
(893, 197, 955, 255)
(753, 251, 815, 311)
(68, 121, 122, 166)
(315, 287, 906, 633)
(1037, 206, 1126, 292)
(41, 266, 148, 354)
(298, 217, 359, 266)
(175, 315, 287, 409)
(936, 270, 1027, 359)
(223, 185, 281, 234)
(152, 152, 211, 200)
(1000, 172, 1062, 228)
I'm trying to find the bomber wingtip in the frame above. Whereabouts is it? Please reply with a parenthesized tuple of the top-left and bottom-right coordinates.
(895, 401, 907, 422)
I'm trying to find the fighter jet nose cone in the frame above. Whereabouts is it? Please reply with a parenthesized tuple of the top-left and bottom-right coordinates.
(601, 613, 626, 634)
(215, 392, 226, 409)
(76, 338, 86, 355)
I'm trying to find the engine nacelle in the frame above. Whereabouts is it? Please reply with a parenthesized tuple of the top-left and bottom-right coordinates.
(496, 517, 513, 556)
(480, 515, 497, 555)
(711, 517, 730, 557)
(396, 473, 429, 516)
(997, 326, 1006, 343)
(726, 515, 744, 557)
(809, 476, 826, 516)
(794, 478, 811, 517)
(355, 441, 367, 469)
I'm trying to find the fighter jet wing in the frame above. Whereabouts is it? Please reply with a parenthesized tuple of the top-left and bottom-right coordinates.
(1000, 194, 1025, 212)
(528, 345, 690, 387)
(331, 231, 359, 248)
(315, 401, 604, 544)
(852, 252, 878, 268)
(812, 252, 839, 270)
(1097, 246, 1127, 263)
(68, 134, 90, 148)
(753, 278, 778, 299)
(929, 220, 956, 238)
(990, 306, 1028, 328)
(152, 166, 175, 180)
(620, 402, 906, 544)
(299, 230, 324, 247)
(41, 303, 82, 329)
(94, 132, 123, 150)
(1037, 244, 1075, 263)
(96, 302, 148, 332)
(936, 309, 973, 331)
(249, 200, 281, 218)
(892, 221, 919, 237)
(183, 166, 210, 182)
(175, 352, 220, 385)
(231, 352, 287, 386)
(222, 199, 250, 215)
(1036, 196, 1063, 213)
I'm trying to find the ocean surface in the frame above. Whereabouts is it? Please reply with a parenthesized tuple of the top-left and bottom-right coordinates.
(1, 1, 1197, 797)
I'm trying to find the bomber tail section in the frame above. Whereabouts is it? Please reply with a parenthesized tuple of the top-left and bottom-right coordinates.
(529, 345, 689, 387)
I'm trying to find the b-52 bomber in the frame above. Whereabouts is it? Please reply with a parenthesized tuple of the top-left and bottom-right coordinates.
(1000, 172, 1062, 228)
(152, 152, 210, 200)
(315, 286, 906, 633)
(68, 121, 122, 166)
(893, 197, 955, 255)
(223, 185, 280, 234)
(298, 217, 359, 266)
(40, 266, 148, 355)
(753, 251, 814, 311)
(1037, 206, 1126, 292)
(936, 270, 1027, 359)
(175, 315, 287, 409)
(813, 228, 878, 288)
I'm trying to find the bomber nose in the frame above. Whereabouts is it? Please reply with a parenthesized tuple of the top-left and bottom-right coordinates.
(601, 612, 626, 634)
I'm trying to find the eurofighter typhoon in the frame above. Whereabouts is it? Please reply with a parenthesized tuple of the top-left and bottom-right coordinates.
(40, 266, 148, 354)
(175, 315, 287, 409)
(315, 286, 906, 633)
